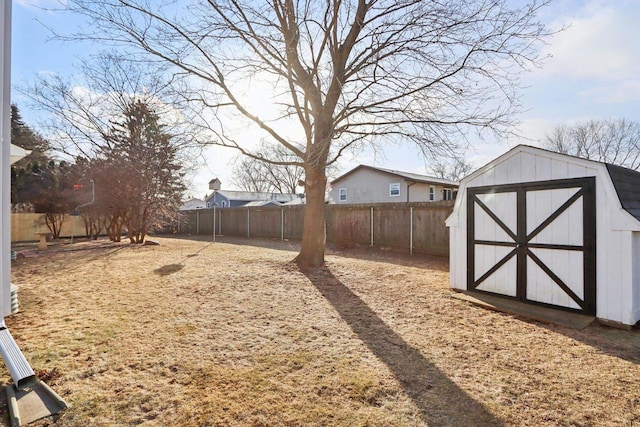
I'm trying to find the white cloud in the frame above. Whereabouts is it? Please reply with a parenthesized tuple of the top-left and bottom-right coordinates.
(509, 118, 560, 147)
(462, 118, 569, 171)
(539, 0, 640, 81)
(578, 79, 640, 104)
(15, 0, 66, 12)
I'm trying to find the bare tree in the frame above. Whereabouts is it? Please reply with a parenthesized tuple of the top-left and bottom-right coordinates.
(233, 157, 273, 193)
(29, 161, 75, 239)
(428, 157, 475, 183)
(61, 0, 552, 267)
(233, 144, 304, 194)
(544, 119, 640, 170)
(22, 54, 189, 243)
(21, 52, 192, 160)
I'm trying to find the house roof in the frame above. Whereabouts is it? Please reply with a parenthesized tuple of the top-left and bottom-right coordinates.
(206, 190, 298, 203)
(283, 197, 306, 205)
(10, 144, 30, 165)
(243, 200, 283, 207)
(331, 164, 458, 187)
(179, 198, 206, 211)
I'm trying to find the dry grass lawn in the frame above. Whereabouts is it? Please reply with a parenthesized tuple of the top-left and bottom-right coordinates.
(2, 236, 640, 426)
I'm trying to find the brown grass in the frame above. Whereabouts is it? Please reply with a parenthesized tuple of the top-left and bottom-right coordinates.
(3, 236, 640, 426)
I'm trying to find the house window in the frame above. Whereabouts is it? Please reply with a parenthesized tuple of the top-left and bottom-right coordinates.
(339, 188, 348, 202)
(222, 201, 227, 208)
(389, 183, 401, 197)
(443, 188, 453, 201)
(429, 186, 435, 201)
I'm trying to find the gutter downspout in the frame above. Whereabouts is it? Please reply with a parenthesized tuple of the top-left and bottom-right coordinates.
(0, 6, 67, 421)
(406, 181, 416, 203)
(0, 0, 36, 391)
(2, 0, 12, 318)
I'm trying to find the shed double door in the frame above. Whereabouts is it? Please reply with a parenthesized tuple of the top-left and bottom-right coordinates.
(467, 177, 596, 315)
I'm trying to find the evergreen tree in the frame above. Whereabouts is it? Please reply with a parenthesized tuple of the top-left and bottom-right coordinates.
(10, 104, 49, 164)
(10, 104, 53, 205)
(104, 100, 185, 243)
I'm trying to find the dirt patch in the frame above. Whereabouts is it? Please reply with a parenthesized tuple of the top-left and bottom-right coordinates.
(3, 236, 640, 426)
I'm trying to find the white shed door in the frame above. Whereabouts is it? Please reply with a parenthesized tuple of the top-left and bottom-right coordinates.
(467, 177, 596, 315)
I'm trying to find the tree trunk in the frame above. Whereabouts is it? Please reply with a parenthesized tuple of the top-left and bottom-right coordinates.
(44, 213, 63, 239)
(114, 218, 123, 242)
(295, 166, 327, 268)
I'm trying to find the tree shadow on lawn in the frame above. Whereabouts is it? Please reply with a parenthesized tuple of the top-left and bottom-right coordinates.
(325, 245, 450, 271)
(304, 266, 503, 427)
(153, 241, 216, 276)
(168, 234, 302, 253)
(171, 234, 449, 271)
(538, 321, 640, 366)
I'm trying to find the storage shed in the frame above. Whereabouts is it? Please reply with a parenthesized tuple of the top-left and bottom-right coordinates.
(446, 145, 640, 327)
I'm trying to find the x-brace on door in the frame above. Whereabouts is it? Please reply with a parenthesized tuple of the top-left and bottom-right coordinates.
(467, 177, 596, 315)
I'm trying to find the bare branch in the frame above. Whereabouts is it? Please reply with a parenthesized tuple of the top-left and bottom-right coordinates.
(544, 119, 640, 170)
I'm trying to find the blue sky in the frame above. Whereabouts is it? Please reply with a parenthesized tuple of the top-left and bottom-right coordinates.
(9, 0, 640, 197)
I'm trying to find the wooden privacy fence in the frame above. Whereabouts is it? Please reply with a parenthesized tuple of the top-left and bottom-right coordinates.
(179, 200, 454, 256)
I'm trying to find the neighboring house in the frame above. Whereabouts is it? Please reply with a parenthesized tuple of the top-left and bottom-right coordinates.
(205, 190, 300, 208)
(179, 198, 206, 211)
(283, 196, 306, 205)
(328, 165, 458, 204)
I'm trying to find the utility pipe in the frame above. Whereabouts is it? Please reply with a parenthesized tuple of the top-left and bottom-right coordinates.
(410, 207, 414, 255)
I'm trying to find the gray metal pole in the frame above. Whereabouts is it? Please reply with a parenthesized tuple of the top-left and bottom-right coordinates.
(213, 190, 216, 242)
(370, 207, 374, 247)
(281, 208, 284, 240)
(71, 178, 94, 244)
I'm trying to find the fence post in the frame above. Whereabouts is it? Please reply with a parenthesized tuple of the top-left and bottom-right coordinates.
(196, 211, 200, 234)
(281, 208, 284, 240)
(370, 207, 374, 247)
(219, 209, 222, 235)
(247, 208, 250, 238)
(410, 207, 414, 255)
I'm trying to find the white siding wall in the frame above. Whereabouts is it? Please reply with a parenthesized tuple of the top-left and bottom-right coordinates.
(633, 232, 640, 324)
(407, 183, 452, 202)
(1, 2, 12, 317)
(329, 169, 453, 203)
(601, 231, 634, 324)
(448, 146, 640, 326)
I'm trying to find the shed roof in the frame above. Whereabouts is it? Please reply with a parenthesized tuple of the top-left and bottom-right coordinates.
(605, 163, 640, 222)
(460, 144, 640, 224)
(331, 164, 458, 187)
